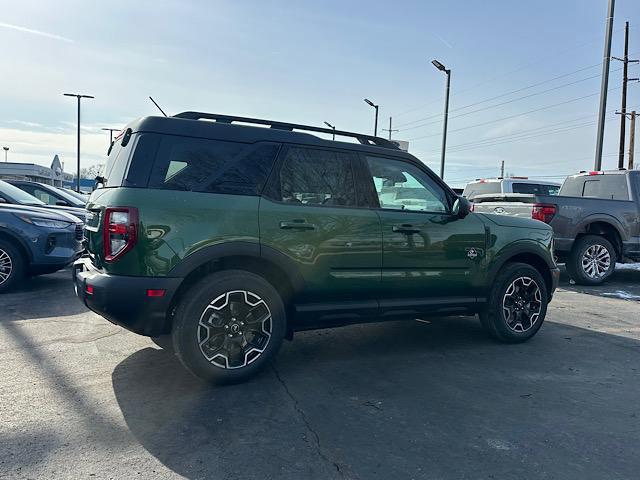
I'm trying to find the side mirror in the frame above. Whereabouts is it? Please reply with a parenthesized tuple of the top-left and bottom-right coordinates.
(56, 200, 68, 206)
(452, 196, 471, 219)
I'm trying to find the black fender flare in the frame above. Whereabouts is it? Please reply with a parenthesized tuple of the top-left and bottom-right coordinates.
(168, 241, 305, 294)
(486, 240, 555, 291)
(573, 214, 628, 243)
(0, 226, 33, 262)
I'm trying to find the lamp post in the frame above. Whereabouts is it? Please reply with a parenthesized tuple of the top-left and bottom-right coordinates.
(63, 93, 94, 192)
(323, 121, 336, 140)
(2, 147, 8, 162)
(364, 98, 379, 137)
(432, 59, 451, 179)
(101, 127, 120, 147)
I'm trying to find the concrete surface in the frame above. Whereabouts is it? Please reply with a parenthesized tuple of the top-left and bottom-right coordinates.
(1, 267, 639, 479)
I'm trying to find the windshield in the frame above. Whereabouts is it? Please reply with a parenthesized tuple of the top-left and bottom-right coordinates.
(0, 179, 45, 205)
(49, 185, 86, 207)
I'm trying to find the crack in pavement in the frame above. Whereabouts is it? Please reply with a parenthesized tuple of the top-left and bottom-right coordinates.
(271, 363, 345, 478)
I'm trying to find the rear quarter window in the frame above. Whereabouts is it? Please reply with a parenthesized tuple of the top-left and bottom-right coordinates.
(148, 137, 280, 195)
(462, 182, 501, 199)
(102, 136, 135, 187)
(582, 175, 629, 200)
(512, 183, 560, 195)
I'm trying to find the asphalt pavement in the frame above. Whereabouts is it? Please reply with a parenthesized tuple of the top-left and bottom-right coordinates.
(1, 267, 639, 479)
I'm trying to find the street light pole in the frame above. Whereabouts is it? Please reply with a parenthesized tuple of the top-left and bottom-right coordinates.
(323, 121, 336, 141)
(101, 127, 121, 146)
(2, 147, 8, 162)
(432, 59, 451, 179)
(364, 98, 379, 136)
(64, 93, 94, 192)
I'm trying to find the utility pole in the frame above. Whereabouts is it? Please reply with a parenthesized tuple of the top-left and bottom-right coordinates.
(594, 0, 615, 171)
(63, 93, 94, 192)
(612, 22, 639, 168)
(629, 111, 636, 169)
(382, 116, 399, 140)
(500, 160, 505, 178)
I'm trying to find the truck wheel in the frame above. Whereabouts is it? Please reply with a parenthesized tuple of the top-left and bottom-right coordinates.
(172, 270, 286, 384)
(566, 235, 616, 285)
(0, 239, 26, 294)
(479, 262, 548, 343)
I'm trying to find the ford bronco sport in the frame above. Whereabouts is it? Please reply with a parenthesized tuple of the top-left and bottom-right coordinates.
(73, 112, 559, 383)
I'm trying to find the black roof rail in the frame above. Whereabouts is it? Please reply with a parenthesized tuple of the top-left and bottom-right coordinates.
(173, 111, 400, 149)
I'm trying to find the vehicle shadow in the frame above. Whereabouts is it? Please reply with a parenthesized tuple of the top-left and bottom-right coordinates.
(558, 264, 640, 301)
(0, 269, 88, 321)
(112, 317, 640, 480)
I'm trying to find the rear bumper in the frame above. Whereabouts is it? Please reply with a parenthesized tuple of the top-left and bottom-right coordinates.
(73, 256, 182, 336)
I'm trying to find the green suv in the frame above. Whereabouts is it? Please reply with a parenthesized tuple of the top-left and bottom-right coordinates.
(73, 112, 560, 383)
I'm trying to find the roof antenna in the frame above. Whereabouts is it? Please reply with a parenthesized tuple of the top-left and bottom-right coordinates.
(149, 96, 168, 117)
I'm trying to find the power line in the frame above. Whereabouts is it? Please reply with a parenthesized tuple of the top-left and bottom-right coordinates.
(395, 62, 604, 128)
(407, 84, 627, 142)
(398, 68, 617, 132)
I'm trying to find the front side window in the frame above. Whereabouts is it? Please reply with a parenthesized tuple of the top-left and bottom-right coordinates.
(278, 147, 356, 207)
(366, 156, 449, 213)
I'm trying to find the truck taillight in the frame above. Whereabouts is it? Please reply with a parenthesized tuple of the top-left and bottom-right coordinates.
(531, 204, 556, 224)
(103, 207, 138, 262)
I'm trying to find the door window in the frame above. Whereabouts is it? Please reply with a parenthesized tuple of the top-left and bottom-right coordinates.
(278, 147, 357, 207)
(366, 156, 449, 213)
(582, 176, 630, 200)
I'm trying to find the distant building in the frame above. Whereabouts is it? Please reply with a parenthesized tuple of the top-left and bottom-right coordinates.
(0, 155, 73, 187)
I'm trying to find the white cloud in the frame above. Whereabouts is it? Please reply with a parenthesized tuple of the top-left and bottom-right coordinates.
(0, 21, 73, 43)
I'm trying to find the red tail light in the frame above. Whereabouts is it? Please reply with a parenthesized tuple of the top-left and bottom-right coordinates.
(531, 203, 556, 224)
(103, 207, 138, 262)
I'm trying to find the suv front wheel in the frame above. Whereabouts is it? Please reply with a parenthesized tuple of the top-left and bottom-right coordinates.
(479, 262, 548, 343)
(172, 270, 286, 384)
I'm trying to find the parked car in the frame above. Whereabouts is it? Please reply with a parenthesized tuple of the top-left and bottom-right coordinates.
(73, 112, 559, 384)
(7, 180, 86, 208)
(61, 188, 90, 203)
(472, 170, 640, 285)
(0, 203, 84, 292)
(0, 179, 86, 222)
(463, 177, 560, 200)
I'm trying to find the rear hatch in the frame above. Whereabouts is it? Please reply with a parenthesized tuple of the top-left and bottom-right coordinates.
(472, 193, 537, 218)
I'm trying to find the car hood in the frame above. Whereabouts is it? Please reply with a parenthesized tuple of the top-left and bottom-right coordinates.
(36, 204, 87, 222)
(476, 212, 551, 230)
(0, 203, 83, 223)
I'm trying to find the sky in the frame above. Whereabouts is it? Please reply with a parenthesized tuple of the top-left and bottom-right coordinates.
(0, 0, 639, 187)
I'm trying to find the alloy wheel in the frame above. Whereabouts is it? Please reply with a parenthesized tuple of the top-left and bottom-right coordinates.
(581, 244, 611, 279)
(197, 290, 272, 369)
(0, 248, 12, 285)
(502, 276, 542, 333)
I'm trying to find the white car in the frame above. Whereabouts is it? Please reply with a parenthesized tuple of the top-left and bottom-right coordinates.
(462, 177, 560, 201)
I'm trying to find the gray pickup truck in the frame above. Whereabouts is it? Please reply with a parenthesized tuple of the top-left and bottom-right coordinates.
(472, 170, 640, 285)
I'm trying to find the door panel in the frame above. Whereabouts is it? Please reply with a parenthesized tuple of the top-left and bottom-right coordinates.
(364, 154, 486, 305)
(259, 146, 382, 307)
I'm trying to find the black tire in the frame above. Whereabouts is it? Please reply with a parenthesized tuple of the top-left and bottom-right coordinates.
(566, 235, 616, 285)
(479, 262, 548, 343)
(172, 270, 286, 384)
(150, 335, 174, 352)
(0, 239, 26, 294)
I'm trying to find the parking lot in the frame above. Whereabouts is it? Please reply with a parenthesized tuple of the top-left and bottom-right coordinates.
(1, 268, 639, 480)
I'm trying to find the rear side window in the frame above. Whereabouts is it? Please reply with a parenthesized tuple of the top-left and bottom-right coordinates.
(582, 175, 629, 200)
(512, 183, 560, 195)
(148, 137, 280, 195)
(278, 147, 357, 207)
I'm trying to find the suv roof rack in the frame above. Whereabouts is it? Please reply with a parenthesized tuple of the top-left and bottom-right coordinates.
(173, 111, 400, 150)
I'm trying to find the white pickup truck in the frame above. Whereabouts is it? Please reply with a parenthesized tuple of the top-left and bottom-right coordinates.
(462, 177, 560, 201)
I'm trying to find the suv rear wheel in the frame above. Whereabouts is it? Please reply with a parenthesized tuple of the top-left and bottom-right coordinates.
(566, 234, 616, 285)
(172, 270, 286, 384)
(479, 262, 548, 343)
(0, 239, 25, 294)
